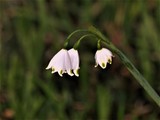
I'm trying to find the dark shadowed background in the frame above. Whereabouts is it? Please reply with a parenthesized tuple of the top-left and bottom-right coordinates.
(0, 0, 160, 120)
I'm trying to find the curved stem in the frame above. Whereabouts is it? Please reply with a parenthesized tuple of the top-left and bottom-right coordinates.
(97, 40, 101, 49)
(73, 34, 96, 49)
(88, 27, 160, 106)
(64, 29, 89, 48)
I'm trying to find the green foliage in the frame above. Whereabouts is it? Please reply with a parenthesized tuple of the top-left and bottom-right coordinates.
(1, 0, 160, 119)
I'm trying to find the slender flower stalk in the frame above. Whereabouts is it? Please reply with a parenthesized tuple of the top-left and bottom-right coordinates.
(64, 29, 89, 48)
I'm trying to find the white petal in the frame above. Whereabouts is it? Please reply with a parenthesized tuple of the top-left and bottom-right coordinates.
(58, 70, 63, 77)
(102, 48, 113, 57)
(68, 48, 79, 69)
(97, 57, 107, 69)
(68, 48, 80, 76)
(64, 50, 72, 69)
(94, 53, 98, 67)
(73, 69, 79, 77)
(107, 57, 112, 64)
(96, 52, 106, 67)
(67, 70, 74, 76)
(94, 63, 98, 67)
(100, 62, 107, 69)
(46, 49, 66, 70)
(46, 49, 73, 76)
(51, 67, 57, 73)
(64, 50, 74, 76)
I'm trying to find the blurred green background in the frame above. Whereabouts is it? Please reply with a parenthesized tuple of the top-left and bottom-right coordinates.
(0, 0, 160, 120)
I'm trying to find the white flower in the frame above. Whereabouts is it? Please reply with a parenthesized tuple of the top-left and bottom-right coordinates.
(68, 48, 80, 77)
(95, 48, 113, 69)
(46, 49, 74, 77)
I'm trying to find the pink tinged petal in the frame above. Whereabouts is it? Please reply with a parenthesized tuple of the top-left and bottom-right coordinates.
(96, 51, 106, 68)
(68, 48, 80, 76)
(46, 49, 66, 70)
(46, 49, 67, 76)
(97, 56, 107, 69)
(102, 48, 113, 56)
(102, 48, 112, 64)
(64, 50, 74, 76)
(68, 49, 79, 69)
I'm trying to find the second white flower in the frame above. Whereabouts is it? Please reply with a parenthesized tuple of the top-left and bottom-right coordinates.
(95, 48, 113, 69)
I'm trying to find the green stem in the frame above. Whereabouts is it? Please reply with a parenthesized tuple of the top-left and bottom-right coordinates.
(88, 27, 160, 107)
(73, 34, 95, 49)
(97, 40, 101, 49)
(64, 29, 89, 48)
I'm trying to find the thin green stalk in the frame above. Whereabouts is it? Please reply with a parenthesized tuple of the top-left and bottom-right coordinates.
(73, 34, 96, 49)
(64, 29, 89, 48)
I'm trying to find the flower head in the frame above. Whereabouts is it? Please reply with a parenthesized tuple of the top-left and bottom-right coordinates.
(68, 48, 80, 77)
(95, 48, 113, 69)
(46, 49, 74, 77)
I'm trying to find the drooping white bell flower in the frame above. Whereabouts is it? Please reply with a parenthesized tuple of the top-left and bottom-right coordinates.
(68, 48, 80, 77)
(46, 49, 74, 77)
(95, 48, 113, 69)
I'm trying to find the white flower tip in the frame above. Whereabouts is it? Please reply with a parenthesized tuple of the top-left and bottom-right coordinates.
(101, 62, 106, 69)
(51, 67, 55, 73)
(74, 69, 79, 77)
(94, 64, 98, 67)
(58, 70, 63, 77)
(108, 59, 112, 64)
(46, 66, 50, 69)
(67, 70, 74, 76)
